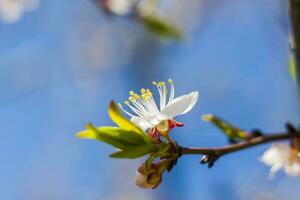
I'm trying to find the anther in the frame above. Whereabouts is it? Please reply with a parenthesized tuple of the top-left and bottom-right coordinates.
(129, 96, 135, 102)
(158, 82, 165, 86)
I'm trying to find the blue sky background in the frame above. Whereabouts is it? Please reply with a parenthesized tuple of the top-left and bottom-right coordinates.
(1, 0, 300, 199)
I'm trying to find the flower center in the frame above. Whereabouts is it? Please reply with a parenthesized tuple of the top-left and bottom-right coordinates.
(289, 148, 300, 164)
(118, 79, 175, 121)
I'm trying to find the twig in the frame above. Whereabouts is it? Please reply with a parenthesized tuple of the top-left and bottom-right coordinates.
(180, 133, 291, 157)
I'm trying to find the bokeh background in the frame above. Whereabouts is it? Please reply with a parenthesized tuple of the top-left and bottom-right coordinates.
(1, 0, 300, 199)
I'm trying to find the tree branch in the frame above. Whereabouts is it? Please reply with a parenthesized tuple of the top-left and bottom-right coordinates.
(180, 133, 291, 157)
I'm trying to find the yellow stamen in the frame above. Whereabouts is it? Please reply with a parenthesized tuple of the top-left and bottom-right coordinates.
(134, 94, 140, 99)
(168, 79, 173, 84)
(129, 96, 135, 102)
(158, 82, 165, 86)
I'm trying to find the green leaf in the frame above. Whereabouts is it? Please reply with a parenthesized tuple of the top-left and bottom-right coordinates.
(110, 144, 157, 159)
(140, 15, 183, 41)
(202, 114, 248, 140)
(289, 54, 297, 82)
(108, 101, 152, 144)
(77, 124, 148, 149)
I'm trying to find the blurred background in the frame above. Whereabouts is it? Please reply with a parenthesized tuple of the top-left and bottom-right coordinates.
(1, 0, 300, 199)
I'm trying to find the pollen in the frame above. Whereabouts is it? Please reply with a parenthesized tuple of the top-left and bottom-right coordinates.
(168, 79, 173, 84)
(141, 88, 146, 94)
(129, 96, 135, 102)
(158, 82, 165, 86)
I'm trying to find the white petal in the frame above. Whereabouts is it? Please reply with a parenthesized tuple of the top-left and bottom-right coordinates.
(131, 116, 161, 131)
(159, 91, 198, 119)
(260, 143, 291, 177)
(260, 143, 290, 165)
(107, 0, 134, 15)
(285, 163, 300, 177)
(135, 171, 154, 189)
(0, 0, 23, 23)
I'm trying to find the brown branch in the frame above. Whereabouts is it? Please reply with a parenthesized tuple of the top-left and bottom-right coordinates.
(180, 133, 291, 157)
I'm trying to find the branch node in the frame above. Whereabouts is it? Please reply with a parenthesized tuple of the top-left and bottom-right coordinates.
(251, 129, 263, 137)
(200, 154, 220, 168)
(285, 122, 300, 138)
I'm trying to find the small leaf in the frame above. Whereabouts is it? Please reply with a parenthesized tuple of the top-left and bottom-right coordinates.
(77, 124, 147, 149)
(108, 101, 152, 144)
(77, 124, 146, 144)
(110, 144, 157, 159)
(202, 114, 248, 141)
(140, 15, 183, 41)
(289, 54, 297, 82)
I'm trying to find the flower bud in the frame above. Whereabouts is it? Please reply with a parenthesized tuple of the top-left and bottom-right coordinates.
(135, 160, 169, 189)
(135, 170, 160, 189)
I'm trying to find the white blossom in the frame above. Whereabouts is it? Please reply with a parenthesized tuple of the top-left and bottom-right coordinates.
(119, 79, 198, 131)
(0, 0, 39, 23)
(104, 0, 136, 16)
(260, 143, 300, 177)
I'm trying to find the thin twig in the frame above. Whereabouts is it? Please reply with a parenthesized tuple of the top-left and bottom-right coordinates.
(180, 133, 291, 156)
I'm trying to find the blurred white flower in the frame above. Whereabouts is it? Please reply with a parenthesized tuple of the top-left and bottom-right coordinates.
(101, 0, 158, 16)
(118, 79, 198, 137)
(102, 0, 137, 16)
(260, 143, 300, 178)
(0, 0, 39, 23)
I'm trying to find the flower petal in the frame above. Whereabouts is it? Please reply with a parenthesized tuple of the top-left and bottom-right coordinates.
(135, 171, 156, 189)
(131, 116, 161, 131)
(260, 143, 291, 177)
(160, 91, 198, 119)
(260, 143, 290, 166)
(285, 162, 300, 177)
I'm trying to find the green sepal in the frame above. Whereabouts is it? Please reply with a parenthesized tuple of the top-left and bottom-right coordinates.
(202, 114, 248, 141)
(140, 15, 183, 41)
(145, 143, 171, 167)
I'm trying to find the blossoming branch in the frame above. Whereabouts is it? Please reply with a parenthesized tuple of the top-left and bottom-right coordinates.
(76, 79, 300, 189)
